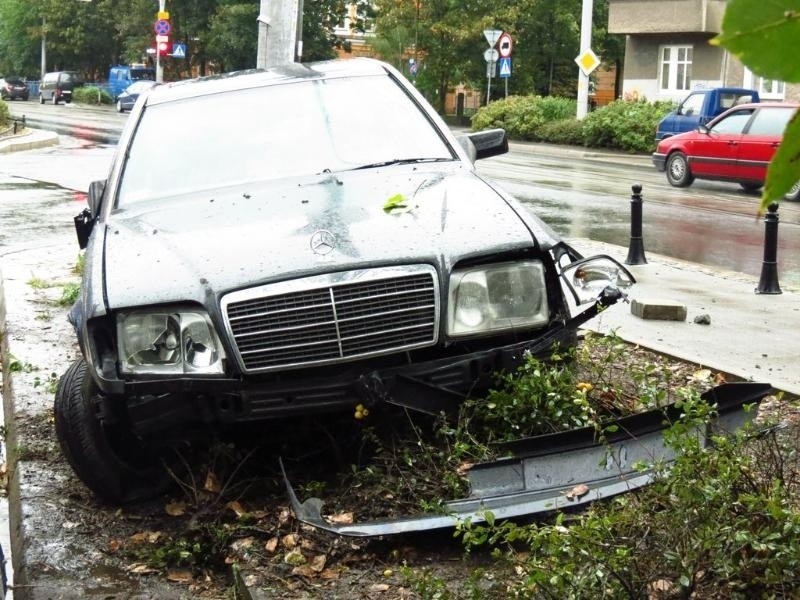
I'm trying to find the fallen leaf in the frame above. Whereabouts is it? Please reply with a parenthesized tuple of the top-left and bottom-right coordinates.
(369, 583, 390, 592)
(691, 368, 712, 381)
(165, 501, 186, 517)
(127, 563, 159, 575)
(130, 530, 162, 544)
(456, 462, 474, 476)
(292, 564, 317, 578)
(282, 533, 298, 549)
(244, 574, 261, 587)
(166, 568, 193, 583)
(204, 471, 221, 493)
(230, 537, 255, 553)
(265, 537, 279, 553)
(383, 193, 407, 213)
(284, 549, 306, 566)
(714, 372, 728, 385)
(310, 554, 326, 573)
(326, 512, 354, 525)
(226, 500, 247, 518)
(278, 507, 292, 525)
(320, 568, 340, 580)
(107, 539, 123, 552)
(565, 484, 590, 500)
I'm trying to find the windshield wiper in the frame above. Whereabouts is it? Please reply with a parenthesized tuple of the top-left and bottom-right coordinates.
(349, 157, 453, 171)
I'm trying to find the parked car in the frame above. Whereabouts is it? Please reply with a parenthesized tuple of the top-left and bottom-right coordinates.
(107, 64, 156, 100)
(0, 76, 29, 101)
(655, 87, 759, 141)
(115, 80, 158, 113)
(56, 58, 634, 504)
(652, 102, 800, 200)
(39, 70, 83, 104)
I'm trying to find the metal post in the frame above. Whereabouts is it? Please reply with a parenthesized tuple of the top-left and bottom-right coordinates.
(486, 64, 493, 105)
(625, 184, 647, 265)
(576, 0, 593, 120)
(755, 203, 782, 294)
(41, 16, 46, 79)
(258, 0, 299, 69)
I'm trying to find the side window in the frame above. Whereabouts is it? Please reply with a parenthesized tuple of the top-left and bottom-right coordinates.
(746, 107, 795, 136)
(710, 109, 754, 134)
(678, 93, 704, 116)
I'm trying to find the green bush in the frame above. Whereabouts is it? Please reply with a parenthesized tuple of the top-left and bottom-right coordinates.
(582, 98, 675, 153)
(471, 95, 577, 141)
(537, 118, 585, 146)
(0, 99, 10, 128)
(72, 86, 113, 106)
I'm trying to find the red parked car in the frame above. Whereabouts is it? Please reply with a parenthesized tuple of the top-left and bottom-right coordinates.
(652, 102, 800, 200)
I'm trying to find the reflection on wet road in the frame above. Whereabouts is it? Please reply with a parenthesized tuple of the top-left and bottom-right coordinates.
(478, 147, 800, 289)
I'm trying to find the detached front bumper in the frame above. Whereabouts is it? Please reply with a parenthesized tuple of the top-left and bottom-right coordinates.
(285, 382, 773, 537)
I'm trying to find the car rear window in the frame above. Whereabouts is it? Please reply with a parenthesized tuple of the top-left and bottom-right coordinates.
(116, 74, 455, 206)
(746, 106, 796, 136)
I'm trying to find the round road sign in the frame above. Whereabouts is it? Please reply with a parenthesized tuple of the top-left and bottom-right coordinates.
(154, 19, 171, 36)
(483, 48, 499, 63)
(497, 32, 513, 58)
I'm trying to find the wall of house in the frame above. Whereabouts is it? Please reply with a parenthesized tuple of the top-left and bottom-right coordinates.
(609, 0, 726, 34)
(619, 33, 734, 101)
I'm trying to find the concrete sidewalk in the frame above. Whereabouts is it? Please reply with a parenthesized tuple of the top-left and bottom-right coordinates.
(0, 127, 58, 153)
(575, 238, 800, 397)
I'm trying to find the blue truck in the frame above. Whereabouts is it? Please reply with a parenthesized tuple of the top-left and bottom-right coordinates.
(655, 87, 760, 141)
(107, 64, 155, 99)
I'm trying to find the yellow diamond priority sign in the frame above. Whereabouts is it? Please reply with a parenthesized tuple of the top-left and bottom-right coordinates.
(575, 48, 600, 76)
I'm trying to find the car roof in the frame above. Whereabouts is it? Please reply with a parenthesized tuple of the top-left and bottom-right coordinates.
(146, 58, 392, 106)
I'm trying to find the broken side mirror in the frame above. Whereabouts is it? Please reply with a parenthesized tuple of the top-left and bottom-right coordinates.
(74, 179, 105, 249)
(560, 255, 635, 306)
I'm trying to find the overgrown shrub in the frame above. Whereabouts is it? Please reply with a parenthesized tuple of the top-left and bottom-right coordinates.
(471, 95, 577, 140)
(0, 99, 10, 128)
(582, 98, 675, 153)
(72, 86, 113, 106)
(537, 118, 585, 146)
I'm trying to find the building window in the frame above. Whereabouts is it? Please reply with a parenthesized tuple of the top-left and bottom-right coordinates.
(659, 45, 692, 92)
(743, 68, 786, 100)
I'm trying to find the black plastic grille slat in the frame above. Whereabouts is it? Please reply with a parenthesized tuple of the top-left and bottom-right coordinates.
(225, 272, 437, 371)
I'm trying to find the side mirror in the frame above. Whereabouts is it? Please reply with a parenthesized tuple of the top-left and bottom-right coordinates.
(74, 179, 106, 249)
(697, 125, 710, 135)
(466, 128, 508, 161)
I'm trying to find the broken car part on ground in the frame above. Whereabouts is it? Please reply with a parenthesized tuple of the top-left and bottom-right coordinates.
(52, 58, 769, 534)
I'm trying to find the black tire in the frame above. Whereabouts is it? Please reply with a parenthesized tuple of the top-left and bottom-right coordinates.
(785, 182, 800, 202)
(665, 152, 694, 187)
(740, 182, 762, 193)
(54, 359, 174, 503)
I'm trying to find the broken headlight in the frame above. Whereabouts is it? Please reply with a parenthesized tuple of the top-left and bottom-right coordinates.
(117, 309, 226, 375)
(448, 260, 549, 337)
(561, 256, 634, 305)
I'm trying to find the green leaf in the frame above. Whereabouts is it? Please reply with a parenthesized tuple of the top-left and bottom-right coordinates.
(762, 110, 800, 213)
(711, 0, 800, 82)
(383, 193, 408, 213)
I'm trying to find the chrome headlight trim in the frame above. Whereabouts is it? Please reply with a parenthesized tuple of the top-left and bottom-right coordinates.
(560, 255, 635, 305)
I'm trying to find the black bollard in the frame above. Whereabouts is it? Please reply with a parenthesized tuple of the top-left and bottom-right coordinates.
(755, 202, 782, 294)
(625, 184, 647, 265)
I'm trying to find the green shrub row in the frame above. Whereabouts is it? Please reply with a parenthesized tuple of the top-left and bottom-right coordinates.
(471, 95, 676, 153)
(0, 99, 10, 128)
(72, 86, 113, 106)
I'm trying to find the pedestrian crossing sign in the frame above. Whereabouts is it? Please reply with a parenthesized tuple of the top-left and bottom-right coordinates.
(172, 43, 186, 58)
(499, 57, 511, 78)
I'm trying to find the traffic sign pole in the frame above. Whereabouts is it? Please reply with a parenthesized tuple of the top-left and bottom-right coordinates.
(576, 0, 594, 120)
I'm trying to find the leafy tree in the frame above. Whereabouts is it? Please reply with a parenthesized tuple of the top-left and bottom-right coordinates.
(713, 0, 800, 213)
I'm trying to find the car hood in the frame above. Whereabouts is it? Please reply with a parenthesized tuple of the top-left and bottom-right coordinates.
(102, 165, 549, 309)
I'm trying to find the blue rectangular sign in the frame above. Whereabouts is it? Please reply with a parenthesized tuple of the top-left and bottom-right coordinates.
(498, 57, 512, 78)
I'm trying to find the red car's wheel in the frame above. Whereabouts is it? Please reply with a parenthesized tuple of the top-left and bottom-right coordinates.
(666, 152, 694, 187)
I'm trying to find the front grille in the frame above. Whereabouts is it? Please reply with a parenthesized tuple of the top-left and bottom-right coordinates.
(222, 266, 439, 372)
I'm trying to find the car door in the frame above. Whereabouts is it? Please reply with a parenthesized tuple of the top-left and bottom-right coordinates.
(686, 108, 755, 179)
(734, 105, 796, 184)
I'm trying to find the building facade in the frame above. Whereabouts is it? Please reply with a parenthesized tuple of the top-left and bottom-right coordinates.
(608, 0, 797, 102)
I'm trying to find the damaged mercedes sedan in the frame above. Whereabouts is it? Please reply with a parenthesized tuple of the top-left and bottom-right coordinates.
(55, 58, 640, 505)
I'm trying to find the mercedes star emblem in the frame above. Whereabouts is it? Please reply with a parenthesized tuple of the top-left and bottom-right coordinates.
(310, 230, 337, 255)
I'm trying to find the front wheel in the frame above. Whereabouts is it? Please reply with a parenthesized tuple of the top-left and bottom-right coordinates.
(740, 182, 762, 193)
(666, 152, 694, 187)
(54, 359, 175, 503)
